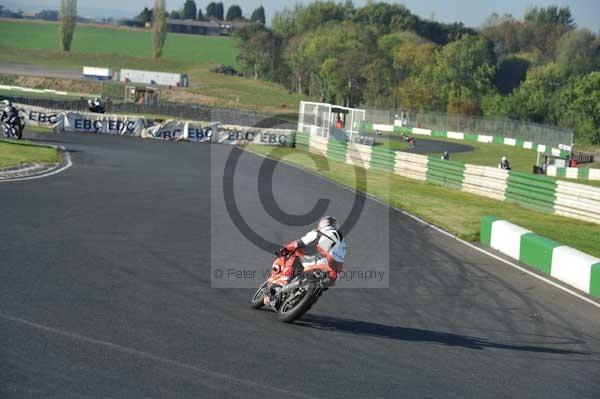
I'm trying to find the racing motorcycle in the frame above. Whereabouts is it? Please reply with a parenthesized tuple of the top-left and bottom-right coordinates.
(2, 113, 24, 140)
(250, 248, 332, 323)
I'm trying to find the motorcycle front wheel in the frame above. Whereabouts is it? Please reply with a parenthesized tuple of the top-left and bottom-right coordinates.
(277, 284, 317, 323)
(250, 282, 268, 309)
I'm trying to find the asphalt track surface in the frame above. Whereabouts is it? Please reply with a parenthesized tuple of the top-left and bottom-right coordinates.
(0, 63, 82, 81)
(1, 131, 599, 398)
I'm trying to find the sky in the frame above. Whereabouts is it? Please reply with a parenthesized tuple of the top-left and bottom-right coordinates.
(5, 0, 599, 31)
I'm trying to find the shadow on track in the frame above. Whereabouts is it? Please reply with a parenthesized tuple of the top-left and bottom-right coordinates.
(297, 314, 590, 355)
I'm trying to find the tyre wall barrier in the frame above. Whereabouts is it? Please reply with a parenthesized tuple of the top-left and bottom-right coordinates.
(426, 158, 465, 190)
(394, 152, 428, 181)
(462, 165, 509, 201)
(554, 181, 600, 224)
(367, 121, 600, 183)
(481, 216, 600, 299)
(505, 172, 557, 214)
(296, 132, 600, 225)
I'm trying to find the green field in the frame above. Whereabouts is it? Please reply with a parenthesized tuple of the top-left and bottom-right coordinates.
(0, 20, 237, 66)
(398, 134, 537, 172)
(374, 137, 409, 151)
(247, 145, 600, 257)
(0, 139, 59, 168)
(0, 20, 310, 110)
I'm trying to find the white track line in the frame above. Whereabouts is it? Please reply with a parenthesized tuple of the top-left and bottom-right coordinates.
(0, 311, 320, 399)
(245, 147, 600, 310)
(0, 145, 72, 182)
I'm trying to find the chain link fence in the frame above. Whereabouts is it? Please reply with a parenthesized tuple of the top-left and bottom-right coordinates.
(3, 95, 297, 129)
(5, 96, 90, 112)
(364, 108, 573, 147)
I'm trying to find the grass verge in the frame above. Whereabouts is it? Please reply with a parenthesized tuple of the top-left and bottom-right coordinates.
(400, 134, 600, 187)
(403, 134, 538, 172)
(0, 139, 59, 168)
(247, 145, 600, 258)
(374, 137, 409, 151)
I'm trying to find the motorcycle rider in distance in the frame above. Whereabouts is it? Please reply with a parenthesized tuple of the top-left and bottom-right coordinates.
(87, 97, 104, 113)
(1, 100, 20, 137)
(1, 99, 18, 123)
(498, 156, 512, 170)
(265, 216, 346, 306)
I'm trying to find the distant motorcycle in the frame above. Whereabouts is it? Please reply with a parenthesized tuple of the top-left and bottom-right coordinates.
(88, 99, 105, 114)
(251, 248, 332, 323)
(2, 113, 24, 140)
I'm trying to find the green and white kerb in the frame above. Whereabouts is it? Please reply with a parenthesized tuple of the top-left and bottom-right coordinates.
(481, 216, 600, 299)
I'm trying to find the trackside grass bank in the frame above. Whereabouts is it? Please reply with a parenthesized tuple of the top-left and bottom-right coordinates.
(247, 145, 600, 258)
(0, 139, 59, 168)
(0, 20, 312, 110)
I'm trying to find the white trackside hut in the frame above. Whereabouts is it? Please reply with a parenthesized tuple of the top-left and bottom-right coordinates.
(82, 66, 113, 80)
(298, 101, 365, 143)
(118, 69, 189, 87)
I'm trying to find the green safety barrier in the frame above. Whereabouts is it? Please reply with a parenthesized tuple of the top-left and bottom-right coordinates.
(506, 172, 557, 213)
(370, 146, 396, 171)
(426, 157, 466, 190)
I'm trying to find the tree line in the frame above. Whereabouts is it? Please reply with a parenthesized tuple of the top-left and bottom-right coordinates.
(234, 2, 600, 144)
(137, 1, 266, 24)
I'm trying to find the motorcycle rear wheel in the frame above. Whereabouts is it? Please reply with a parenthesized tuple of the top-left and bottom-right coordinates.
(277, 285, 316, 323)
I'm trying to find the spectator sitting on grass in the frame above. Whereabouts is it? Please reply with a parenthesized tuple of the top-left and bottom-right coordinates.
(498, 156, 512, 170)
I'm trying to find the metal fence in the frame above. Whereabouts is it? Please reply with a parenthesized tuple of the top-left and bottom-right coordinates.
(113, 102, 297, 129)
(364, 108, 574, 147)
(4, 95, 297, 129)
(6, 96, 90, 112)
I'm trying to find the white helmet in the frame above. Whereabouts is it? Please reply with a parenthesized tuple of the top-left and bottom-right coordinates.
(501, 156, 507, 162)
(318, 216, 338, 230)
(2, 100, 11, 107)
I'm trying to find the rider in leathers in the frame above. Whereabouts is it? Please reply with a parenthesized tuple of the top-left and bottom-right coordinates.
(1, 100, 19, 133)
(266, 216, 346, 305)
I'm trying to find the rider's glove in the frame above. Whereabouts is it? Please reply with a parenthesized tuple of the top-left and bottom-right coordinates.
(284, 241, 298, 253)
(279, 247, 290, 256)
